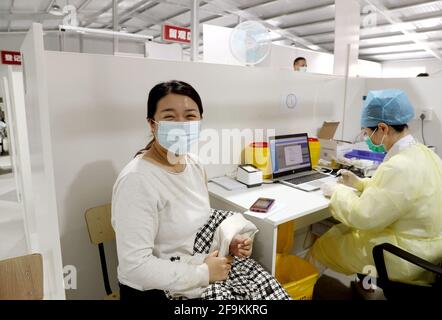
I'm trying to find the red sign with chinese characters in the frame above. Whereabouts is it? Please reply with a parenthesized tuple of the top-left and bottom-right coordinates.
(1, 51, 22, 65)
(162, 25, 191, 44)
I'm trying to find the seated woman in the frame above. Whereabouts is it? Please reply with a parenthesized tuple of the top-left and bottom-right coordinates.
(311, 89, 442, 286)
(112, 80, 289, 300)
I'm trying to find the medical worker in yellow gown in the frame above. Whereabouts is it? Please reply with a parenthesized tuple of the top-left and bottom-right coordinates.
(311, 89, 442, 285)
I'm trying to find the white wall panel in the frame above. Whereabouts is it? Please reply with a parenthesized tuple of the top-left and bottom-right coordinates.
(43, 51, 346, 299)
(20, 23, 65, 300)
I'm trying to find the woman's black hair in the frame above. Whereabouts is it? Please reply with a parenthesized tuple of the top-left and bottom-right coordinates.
(367, 124, 408, 133)
(136, 80, 203, 156)
(147, 80, 203, 119)
(293, 57, 306, 65)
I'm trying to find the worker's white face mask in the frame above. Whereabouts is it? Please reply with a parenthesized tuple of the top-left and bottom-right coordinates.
(299, 67, 308, 72)
(153, 120, 200, 155)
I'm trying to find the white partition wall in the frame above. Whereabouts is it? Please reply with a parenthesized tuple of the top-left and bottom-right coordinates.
(20, 24, 65, 300)
(365, 77, 442, 156)
(382, 59, 442, 78)
(340, 76, 442, 152)
(202, 24, 382, 77)
(23, 22, 442, 300)
(145, 42, 183, 61)
(342, 78, 369, 141)
(22, 22, 442, 300)
(0, 72, 27, 262)
(2, 68, 24, 206)
(20, 22, 442, 299)
(202, 24, 336, 73)
(38, 47, 347, 298)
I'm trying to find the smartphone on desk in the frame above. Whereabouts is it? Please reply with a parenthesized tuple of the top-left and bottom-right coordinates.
(249, 197, 275, 213)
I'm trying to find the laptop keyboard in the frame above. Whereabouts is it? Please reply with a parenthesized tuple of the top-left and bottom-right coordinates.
(285, 172, 329, 185)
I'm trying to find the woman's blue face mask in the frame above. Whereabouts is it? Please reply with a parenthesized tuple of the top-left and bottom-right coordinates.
(364, 128, 386, 153)
(153, 120, 200, 155)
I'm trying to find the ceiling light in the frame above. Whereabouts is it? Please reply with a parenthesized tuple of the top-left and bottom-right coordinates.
(267, 19, 281, 27)
(59, 25, 153, 41)
(308, 44, 321, 51)
(49, 4, 64, 16)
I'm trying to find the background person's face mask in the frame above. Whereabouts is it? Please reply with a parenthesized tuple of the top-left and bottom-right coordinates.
(153, 120, 201, 155)
(365, 128, 386, 153)
(299, 66, 307, 72)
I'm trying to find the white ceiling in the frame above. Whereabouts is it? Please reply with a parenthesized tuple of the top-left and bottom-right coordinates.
(1, 0, 441, 62)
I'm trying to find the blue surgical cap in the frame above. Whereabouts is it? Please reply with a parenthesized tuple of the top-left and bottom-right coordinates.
(360, 89, 415, 128)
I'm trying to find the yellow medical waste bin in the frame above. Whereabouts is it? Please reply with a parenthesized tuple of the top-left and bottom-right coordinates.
(276, 221, 319, 300)
(308, 138, 321, 168)
(244, 142, 272, 179)
(276, 221, 295, 254)
(275, 254, 319, 300)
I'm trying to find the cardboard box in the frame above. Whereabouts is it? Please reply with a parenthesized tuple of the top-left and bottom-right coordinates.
(317, 122, 353, 161)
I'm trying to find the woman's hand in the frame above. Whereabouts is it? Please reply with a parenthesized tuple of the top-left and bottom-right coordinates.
(229, 235, 253, 258)
(204, 250, 233, 283)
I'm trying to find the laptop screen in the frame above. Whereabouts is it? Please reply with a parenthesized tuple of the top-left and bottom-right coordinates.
(269, 133, 312, 178)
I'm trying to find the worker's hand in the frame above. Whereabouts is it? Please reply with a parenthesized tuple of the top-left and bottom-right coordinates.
(321, 181, 338, 198)
(204, 250, 233, 283)
(337, 169, 363, 190)
(229, 235, 253, 258)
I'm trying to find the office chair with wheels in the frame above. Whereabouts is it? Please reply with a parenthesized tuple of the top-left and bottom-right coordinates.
(372, 243, 442, 300)
(0, 253, 43, 300)
(85, 204, 119, 300)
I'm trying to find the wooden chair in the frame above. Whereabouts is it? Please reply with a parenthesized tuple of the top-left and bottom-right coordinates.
(0, 253, 43, 300)
(85, 204, 119, 300)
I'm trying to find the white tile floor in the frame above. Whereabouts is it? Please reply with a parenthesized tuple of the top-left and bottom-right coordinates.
(0, 169, 17, 202)
(0, 170, 27, 260)
(0, 155, 12, 170)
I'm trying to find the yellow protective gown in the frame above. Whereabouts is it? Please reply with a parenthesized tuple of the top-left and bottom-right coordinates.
(312, 138, 442, 285)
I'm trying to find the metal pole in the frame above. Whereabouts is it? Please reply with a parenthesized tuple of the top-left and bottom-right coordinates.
(341, 44, 352, 140)
(113, 0, 119, 55)
(59, 30, 64, 51)
(190, 0, 200, 62)
(79, 34, 84, 53)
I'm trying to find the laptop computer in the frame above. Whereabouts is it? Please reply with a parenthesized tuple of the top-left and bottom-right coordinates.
(269, 133, 335, 191)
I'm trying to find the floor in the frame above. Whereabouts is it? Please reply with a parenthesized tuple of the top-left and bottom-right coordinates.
(313, 269, 357, 300)
(293, 226, 386, 300)
(313, 269, 386, 300)
(0, 159, 27, 260)
(0, 155, 12, 176)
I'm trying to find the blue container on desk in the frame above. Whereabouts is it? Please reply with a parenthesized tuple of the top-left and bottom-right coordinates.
(344, 149, 386, 162)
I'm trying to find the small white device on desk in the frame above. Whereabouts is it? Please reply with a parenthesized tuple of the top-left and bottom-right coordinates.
(236, 164, 263, 187)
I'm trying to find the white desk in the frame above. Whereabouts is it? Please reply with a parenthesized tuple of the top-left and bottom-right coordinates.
(208, 181, 332, 275)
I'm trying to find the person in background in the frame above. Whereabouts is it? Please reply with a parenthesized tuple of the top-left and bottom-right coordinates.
(293, 57, 308, 72)
(310, 89, 442, 288)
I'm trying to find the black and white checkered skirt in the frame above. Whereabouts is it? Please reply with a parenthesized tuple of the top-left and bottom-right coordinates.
(166, 209, 290, 300)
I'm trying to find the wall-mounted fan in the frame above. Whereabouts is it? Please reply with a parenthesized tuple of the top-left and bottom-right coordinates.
(229, 21, 272, 66)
